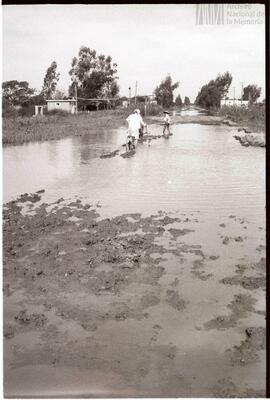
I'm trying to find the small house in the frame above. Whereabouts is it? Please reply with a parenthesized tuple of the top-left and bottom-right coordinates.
(46, 99, 77, 114)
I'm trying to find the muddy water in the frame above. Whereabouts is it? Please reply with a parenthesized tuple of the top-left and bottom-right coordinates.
(3, 121, 266, 398)
(174, 107, 210, 116)
(3, 123, 265, 221)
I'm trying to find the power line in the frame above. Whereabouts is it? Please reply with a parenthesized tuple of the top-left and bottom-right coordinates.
(77, 97, 120, 101)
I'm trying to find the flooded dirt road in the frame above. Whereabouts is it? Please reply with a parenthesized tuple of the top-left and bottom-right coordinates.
(3, 118, 265, 397)
(3, 123, 264, 219)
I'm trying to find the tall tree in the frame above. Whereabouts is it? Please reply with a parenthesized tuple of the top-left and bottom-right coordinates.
(184, 96, 190, 106)
(68, 46, 119, 99)
(41, 61, 60, 100)
(154, 75, 179, 108)
(195, 72, 232, 109)
(2, 80, 35, 107)
(54, 89, 68, 100)
(175, 94, 183, 107)
(242, 84, 261, 103)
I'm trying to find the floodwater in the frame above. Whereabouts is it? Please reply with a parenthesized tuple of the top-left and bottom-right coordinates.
(3, 117, 266, 398)
(174, 107, 210, 116)
(3, 122, 265, 222)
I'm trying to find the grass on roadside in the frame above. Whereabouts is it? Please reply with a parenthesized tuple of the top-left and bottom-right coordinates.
(218, 104, 265, 133)
(3, 105, 163, 146)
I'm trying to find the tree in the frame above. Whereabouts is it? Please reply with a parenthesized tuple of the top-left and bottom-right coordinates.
(154, 75, 179, 108)
(29, 94, 46, 105)
(41, 61, 60, 100)
(2, 80, 35, 107)
(242, 84, 261, 103)
(175, 94, 183, 107)
(54, 89, 68, 100)
(68, 46, 119, 100)
(195, 71, 232, 109)
(101, 80, 119, 98)
(184, 96, 190, 106)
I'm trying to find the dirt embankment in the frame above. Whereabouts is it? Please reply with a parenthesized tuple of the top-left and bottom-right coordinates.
(233, 130, 265, 148)
(3, 191, 266, 398)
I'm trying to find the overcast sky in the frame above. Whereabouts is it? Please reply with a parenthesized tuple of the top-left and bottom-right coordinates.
(2, 4, 265, 102)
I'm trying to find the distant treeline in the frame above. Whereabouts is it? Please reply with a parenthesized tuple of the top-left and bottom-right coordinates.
(2, 45, 192, 117)
(194, 71, 263, 110)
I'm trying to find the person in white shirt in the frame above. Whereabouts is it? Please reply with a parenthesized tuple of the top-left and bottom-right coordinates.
(126, 109, 146, 147)
(163, 111, 171, 135)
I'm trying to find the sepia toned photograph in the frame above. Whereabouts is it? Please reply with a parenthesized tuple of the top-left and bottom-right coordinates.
(2, 3, 266, 398)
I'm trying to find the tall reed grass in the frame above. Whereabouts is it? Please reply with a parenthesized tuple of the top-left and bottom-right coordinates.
(219, 104, 265, 132)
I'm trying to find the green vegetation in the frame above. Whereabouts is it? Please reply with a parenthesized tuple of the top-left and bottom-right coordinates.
(175, 94, 183, 107)
(2, 80, 35, 116)
(41, 61, 60, 100)
(154, 75, 179, 108)
(2, 110, 126, 146)
(242, 84, 261, 103)
(2, 104, 163, 146)
(2, 62, 60, 117)
(194, 71, 264, 133)
(69, 46, 119, 101)
(219, 103, 265, 133)
(195, 72, 232, 109)
(2, 45, 120, 117)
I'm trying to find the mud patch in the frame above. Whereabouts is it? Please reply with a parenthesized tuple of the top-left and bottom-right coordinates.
(120, 150, 136, 158)
(14, 310, 47, 329)
(226, 326, 266, 366)
(100, 149, 119, 159)
(192, 270, 213, 281)
(221, 258, 266, 290)
(3, 192, 265, 398)
(191, 259, 213, 281)
(166, 290, 186, 312)
(168, 228, 194, 239)
(220, 274, 265, 290)
(211, 377, 265, 398)
(222, 236, 230, 245)
(204, 293, 257, 330)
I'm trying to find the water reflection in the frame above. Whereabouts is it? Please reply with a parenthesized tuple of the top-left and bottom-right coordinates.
(3, 123, 265, 221)
(173, 108, 210, 116)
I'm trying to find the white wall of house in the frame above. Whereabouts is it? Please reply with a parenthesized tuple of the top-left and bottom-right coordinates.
(35, 105, 44, 115)
(47, 100, 76, 114)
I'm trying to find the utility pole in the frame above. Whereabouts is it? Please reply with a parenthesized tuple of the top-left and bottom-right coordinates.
(144, 96, 147, 117)
(233, 86, 235, 103)
(75, 82, 78, 114)
(135, 81, 138, 105)
(128, 87, 131, 105)
(240, 82, 244, 100)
